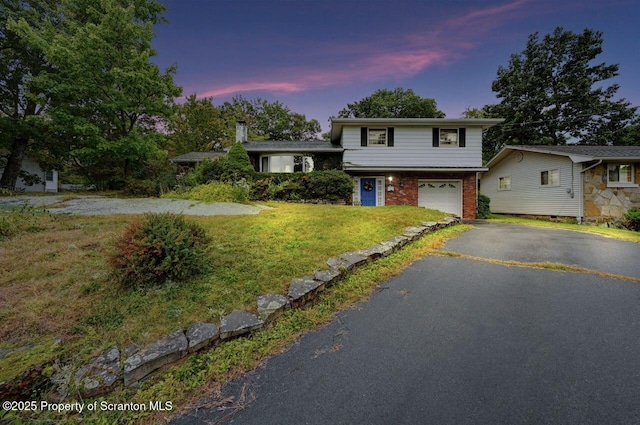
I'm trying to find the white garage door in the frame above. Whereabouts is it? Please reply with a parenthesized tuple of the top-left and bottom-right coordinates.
(418, 180, 462, 217)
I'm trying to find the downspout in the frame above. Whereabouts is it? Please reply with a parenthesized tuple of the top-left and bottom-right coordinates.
(578, 160, 603, 223)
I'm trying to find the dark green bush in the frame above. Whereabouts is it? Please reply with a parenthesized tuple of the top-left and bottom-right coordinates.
(477, 193, 491, 219)
(110, 213, 212, 287)
(249, 170, 353, 202)
(222, 143, 254, 182)
(623, 208, 640, 231)
(191, 157, 226, 185)
(123, 179, 157, 197)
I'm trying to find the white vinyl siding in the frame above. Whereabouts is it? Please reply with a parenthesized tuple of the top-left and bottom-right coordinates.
(482, 151, 580, 216)
(342, 126, 482, 168)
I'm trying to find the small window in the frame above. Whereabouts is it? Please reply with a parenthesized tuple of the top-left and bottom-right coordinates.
(498, 176, 511, 191)
(45, 171, 54, 182)
(608, 164, 634, 185)
(541, 169, 559, 186)
(368, 128, 387, 146)
(439, 129, 458, 147)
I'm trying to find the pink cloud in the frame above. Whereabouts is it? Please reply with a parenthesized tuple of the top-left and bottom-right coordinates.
(199, 82, 304, 98)
(196, 0, 530, 99)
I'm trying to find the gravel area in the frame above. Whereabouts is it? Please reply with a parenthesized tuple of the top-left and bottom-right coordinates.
(0, 195, 269, 216)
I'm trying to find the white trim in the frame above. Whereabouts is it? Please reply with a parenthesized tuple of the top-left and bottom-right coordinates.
(353, 175, 385, 206)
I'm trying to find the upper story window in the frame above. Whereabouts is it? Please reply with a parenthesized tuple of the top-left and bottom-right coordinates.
(368, 129, 387, 146)
(607, 164, 636, 187)
(432, 128, 466, 147)
(440, 129, 458, 147)
(540, 169, 559, 186)
(360, 127, 394, 147)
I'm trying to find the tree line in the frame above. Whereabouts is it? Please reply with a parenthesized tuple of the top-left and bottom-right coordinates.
(1, 0, 638, 190)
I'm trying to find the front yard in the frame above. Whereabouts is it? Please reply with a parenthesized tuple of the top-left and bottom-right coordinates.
(0, 202, 447, 386)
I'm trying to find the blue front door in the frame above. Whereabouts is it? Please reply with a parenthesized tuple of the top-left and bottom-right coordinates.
(360, 178, 377, 206)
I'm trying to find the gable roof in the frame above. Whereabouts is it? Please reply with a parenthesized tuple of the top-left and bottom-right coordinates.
(329, 118, 504, 143)
(240, 140, 343, 153)
(487, 145, 640, 168)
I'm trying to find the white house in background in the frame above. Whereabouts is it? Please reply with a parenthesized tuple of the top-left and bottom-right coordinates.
(0, 158, 58, 192)
(482, 145, 640, 221)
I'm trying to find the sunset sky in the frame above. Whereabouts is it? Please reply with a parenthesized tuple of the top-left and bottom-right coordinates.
(152, 0, 640, 133)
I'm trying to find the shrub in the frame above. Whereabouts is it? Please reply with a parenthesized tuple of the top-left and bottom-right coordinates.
(302, 170, 354, 201)
(222, 143, 254, 182)
(191, 157, 226, 185)
(163, 181, 249, 204)
(623, 208, 640, 232)
(110, 213, 212, 287)
(123, 179, 158, 197)
(477, 193, 491, 219)
(249, 170, 353, 203)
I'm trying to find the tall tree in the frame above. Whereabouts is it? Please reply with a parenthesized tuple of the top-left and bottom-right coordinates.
(219, 96, 321, 142)
(491, 27, 637, 147)
(337, 88, 445, 118)
(10, 0, 181, 188)
(0, 0, 59, 188)
(169, 94, 226, 154)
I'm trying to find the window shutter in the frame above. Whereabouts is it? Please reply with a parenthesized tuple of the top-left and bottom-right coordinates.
(361, 127, 368, 147)
(432, 128, 439, 147)
(387, 127, 394, 147)
(459, 128, 466, 147)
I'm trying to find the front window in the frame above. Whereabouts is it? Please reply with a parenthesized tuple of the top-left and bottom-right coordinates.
(368, 128, 387, 146)
(45, 171, 54, 182)
(541, 169, 559, 186)
(608, 164, 634, 185)
(261, 155, 314, 173)
(439, 129, 458, 147)
(498, 176, 511, 191)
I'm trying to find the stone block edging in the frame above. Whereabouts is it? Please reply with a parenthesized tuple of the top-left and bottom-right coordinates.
(66, 217, 461, 397)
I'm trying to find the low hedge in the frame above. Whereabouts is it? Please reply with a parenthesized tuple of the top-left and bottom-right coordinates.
(251, 170, 354, 202)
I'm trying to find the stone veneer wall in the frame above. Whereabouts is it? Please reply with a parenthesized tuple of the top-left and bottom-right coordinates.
(351, 172, 478, 219)
(583, 164, 640, 221)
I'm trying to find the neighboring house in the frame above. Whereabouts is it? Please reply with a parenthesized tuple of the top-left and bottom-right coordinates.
(0, 158, 58, 193)
(330, 118, 504, 219)
(482, 145, 640, 221)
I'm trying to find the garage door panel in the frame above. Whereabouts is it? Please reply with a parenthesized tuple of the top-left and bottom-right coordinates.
(418, 180, 461, 216)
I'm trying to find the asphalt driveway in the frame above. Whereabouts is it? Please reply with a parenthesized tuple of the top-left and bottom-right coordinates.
(171, 223, 640, 425)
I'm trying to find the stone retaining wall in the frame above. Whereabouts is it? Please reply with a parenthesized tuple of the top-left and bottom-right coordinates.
(0, 217, 460, 400)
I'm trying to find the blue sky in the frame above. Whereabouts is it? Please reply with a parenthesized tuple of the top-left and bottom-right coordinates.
(152, 0, 640, 133)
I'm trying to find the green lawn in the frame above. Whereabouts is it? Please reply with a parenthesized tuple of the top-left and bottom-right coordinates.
(0, 202, 447, 384)
(487, 214, 640, 243)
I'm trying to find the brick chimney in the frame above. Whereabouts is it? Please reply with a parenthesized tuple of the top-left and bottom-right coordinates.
(235, 120, 247, 143)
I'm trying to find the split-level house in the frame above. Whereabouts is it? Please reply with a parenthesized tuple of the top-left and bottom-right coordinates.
(330, 118, 504, 219)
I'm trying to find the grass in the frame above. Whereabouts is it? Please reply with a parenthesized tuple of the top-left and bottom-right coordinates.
(20, 223, 468, 424)
(0, 202, 447, 385)
(487, 214, 640, 244)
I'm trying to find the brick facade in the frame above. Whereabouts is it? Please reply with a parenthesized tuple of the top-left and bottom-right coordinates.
(351, 172, 478, 219)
